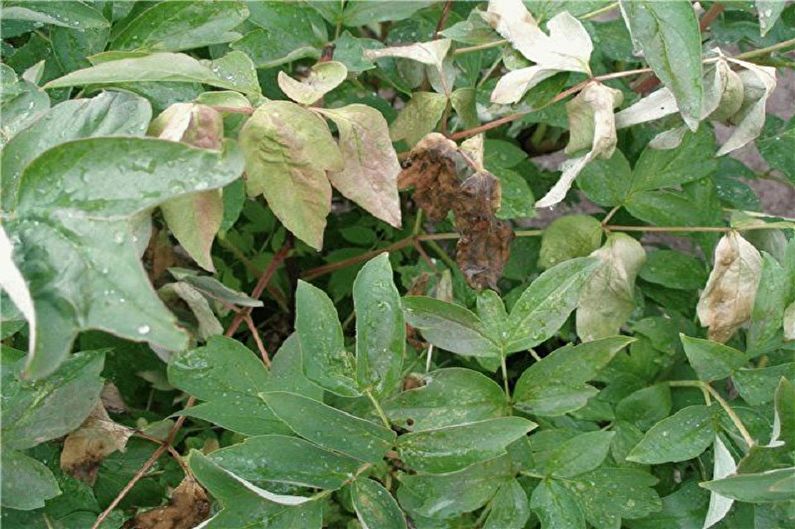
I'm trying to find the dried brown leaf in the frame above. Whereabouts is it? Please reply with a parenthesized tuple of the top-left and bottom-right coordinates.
(60, 403, 133, 484)
(127, 478, 211, 529)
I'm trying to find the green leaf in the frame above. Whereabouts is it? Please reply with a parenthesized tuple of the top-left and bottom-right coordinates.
(747, 253, 788, 354)
(1, 1, 108, 29)
(342, 1, 434, 26)
(231, 2, 327, 69)
(774, 378, 795, 448)
(629, 128, 717, 192)
(506, 257, 600, 352)
(332, 31, 382, 73)
(353, 253, 405, 397)
(0, 65, 49, 150)
(639, 250, 706, 290)
(619, 0, 703, 129)
(495, 169, 536, 220)
(384, 368, 509, 431)
(577, 150, 633, 207)
(577, 233, 646, 342)
(402, 296, 500, 358)
(352, 478, 407, 529)
(8, 137, 243, 378)
(398, 455, 512, 519)
(295, 280, 359, 396)
(389, 91, 448, 146)
(316, 104, 402, 228)
(538, 215, 603, 270)
(616, 384, 672, 431)
(168, 268, 263, 308)
(278, 61, 347, 106)
(701, 468, 795, 503)
(1, 349, 104, 450)
(240, 101, 342, 250)
(627, 405, 716, 464)
(757, 0, 787, 36)
(109, 1, 248, 52)
(44, 51, 260, 97)
(261, 391, 395, 464)
(681, 335, 747, 382)
(757, 116, 795, 185)
(0, 449, 60, 510)
(733, 363, 795, 406)
(1, 90, 151, 210)
(397, 417, 536, 473)
(531, 479, 586, 529)
(514, 337, 634, 416)
(484, 479, 531, 529)
(167, 336, 288, 436)
(543, 431, 615, 478)
(566, 467, 662, 529)
(208, 434, 362, 491)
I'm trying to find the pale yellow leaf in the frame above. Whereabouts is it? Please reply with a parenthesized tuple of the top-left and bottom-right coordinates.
(277, 61, 348, 106)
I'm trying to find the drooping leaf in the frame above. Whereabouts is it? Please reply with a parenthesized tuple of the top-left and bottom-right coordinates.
(316, 104, 402, 228)
(353, 253, 405, 397)
(577, 233, 645, 342)
(717, 60, 777, 156)
(352, 478, 407, 529)
(627, 405, 716, 464)
(8, 137, 243, 379)
(295, 280, 359, 396)
(278, 61, 348, 106)
(365, 38, 451, 81)
(109, 1, 248, 52)
(619, 0, 703, 129)
(240, 100, 342, 250)
(697, 232, 763, 343)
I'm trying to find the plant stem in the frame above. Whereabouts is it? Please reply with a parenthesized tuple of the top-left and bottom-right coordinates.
(669, 381, 755, 448)
(500, 354, 511, 400)
(604, 224, 732, 233)
(366, 390, 392, 429)
(736, 36, 795, 60)
(454, 39, 508, 56)
(581, 1, 619, 20)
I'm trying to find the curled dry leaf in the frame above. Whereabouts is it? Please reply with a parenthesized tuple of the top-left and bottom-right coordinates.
(486, 0, 592, 104)
(364, 38, 451, 70)
(536, 82, 622, 208)
(718, 59, 777, 156)
(60, 403, 133, 484)
(277, 60, 348, 106)
(399, 133, 513, 290)
(697, 231, 763, 343)
(149, 103, 226, 272)
(101, 382, 128, 414)
(127, 477, 211, 529)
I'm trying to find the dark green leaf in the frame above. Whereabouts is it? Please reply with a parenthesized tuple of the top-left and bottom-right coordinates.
(627, 405, 716, 464)
(747, 254, 788, 354)
(616, 384, 673, 430)
(0, 449, 60, 510)
(733, 363, 795, 406)
(681, 335, 747, 382)
(531, 479, 586, 529)
(543, 431, 615, 478)
(701, 468, 795, 503)
(484, 479, 531, 529)
(352, 478, 407, 529)
(639, 250, 706, 290)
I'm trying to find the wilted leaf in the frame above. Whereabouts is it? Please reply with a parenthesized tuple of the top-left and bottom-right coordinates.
(316, 105, 402, 227)
(697, 232, 763, 343)
(577, 233, 646, 342)
(365, 39, 451, 90)
(150, 103, 225, 271)
(159, 282, 224, 341)
(60, 403, 133, 484)
(536, 82, 622, 208)
(389, 92, 448, 146)
(703, 436, 737, 529)
(278, 61, 348, 106)
(718, 59, 777, 156)
(240, 100, 342, 250)
(0, 226, 36, 357)
(131, 477, 211, 529)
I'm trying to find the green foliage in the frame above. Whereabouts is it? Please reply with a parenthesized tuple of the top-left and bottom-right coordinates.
(1, 2, 794, 528)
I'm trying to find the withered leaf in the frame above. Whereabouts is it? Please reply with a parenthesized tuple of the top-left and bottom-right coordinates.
(60, 403, 133, 484)
(398, 133, 514, 290)
(697, 231, 763, 343)
(127, 478, 211, 529)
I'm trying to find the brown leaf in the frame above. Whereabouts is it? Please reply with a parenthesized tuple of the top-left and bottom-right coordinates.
(101, 382, 128, 414)
(398, 133, 513, 290)
(127, 478, 211, 529)
(60, 404, 133, 484)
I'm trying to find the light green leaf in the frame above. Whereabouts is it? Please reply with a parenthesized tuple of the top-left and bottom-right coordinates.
(619, 0, 703, 129)
(681, 335, 747, 382)
(352, 478, 407, 529)
(701, 468, 795, 503)
(9, 137, 243, 378)
(757, 0, 787, 36)
(538, 215, 602, 270)
(278, 61, 348, 106)
(514, 337, 634, 416)
(397, 417, 536, 473)
(354, 253, 405, 397)
(733, 363, 795, 406)
(316, 104, 402, 228)
(531, 479, 586, 529)
(240, 101, 342, 250)
(389, 91, 448, 146)
(110, 1, 248, 51)
(1, 91, 151, 210)
(484, 479, 531, 529)
(0, 65, 49, 150)
(261, 391, 395, 464)
(402, 296, 500, 358)
(342, 1, 435, 26)
(295, 280, 359, 396)
(627, 405, 716, 464)
(0, 449, 60, 510)
(495, 169, 535, 220)
(704, 436, 737, 529)
(1, 1, 108, 29)
(577, 233, 646, 342)
(506, 257, 600, 352)
(384, 368, 509, 431)
(333, 31, 383, 73)
(639, 250, 707, 290)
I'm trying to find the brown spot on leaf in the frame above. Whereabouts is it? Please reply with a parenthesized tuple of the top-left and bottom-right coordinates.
(126, 478, 211, 529)
(399, 133, 514, 290)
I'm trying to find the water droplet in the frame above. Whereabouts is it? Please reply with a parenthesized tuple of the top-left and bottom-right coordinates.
(137, 325, 151, 335)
